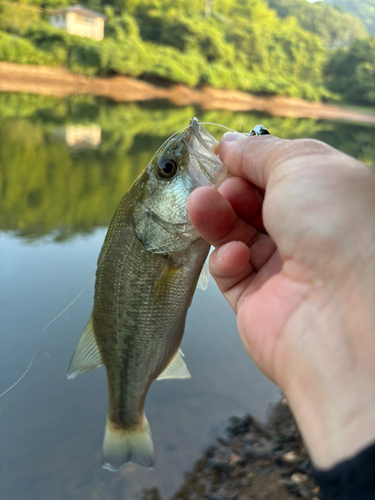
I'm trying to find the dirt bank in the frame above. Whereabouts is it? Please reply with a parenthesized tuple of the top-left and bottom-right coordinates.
(1, 62, 375, 124)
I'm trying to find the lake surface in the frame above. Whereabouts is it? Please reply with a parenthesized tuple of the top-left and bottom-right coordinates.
(0, 93, 374, 500)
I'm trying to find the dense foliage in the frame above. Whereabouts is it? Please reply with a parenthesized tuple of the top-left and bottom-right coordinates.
(0, 2, 40, 34)
(0, 0, 374, 103)
(325, 37, 375, 104)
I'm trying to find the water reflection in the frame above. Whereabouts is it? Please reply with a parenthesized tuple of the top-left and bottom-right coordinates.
(1, 93, 374, 242)
(0, 93, 374, 500)
(65, 124, 102, 149)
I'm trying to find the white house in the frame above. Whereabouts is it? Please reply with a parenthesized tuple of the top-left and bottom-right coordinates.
(49, 4, 106, 41)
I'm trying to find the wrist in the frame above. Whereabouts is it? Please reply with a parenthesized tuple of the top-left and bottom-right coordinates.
(282, 282, 375, 470)
(287, 377, 375, 470)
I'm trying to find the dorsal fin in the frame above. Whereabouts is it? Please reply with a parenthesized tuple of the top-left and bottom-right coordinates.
(67, 315, 103, 379)
(157, 349, 191, 380)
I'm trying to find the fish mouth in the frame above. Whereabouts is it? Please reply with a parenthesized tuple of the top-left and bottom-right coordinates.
(183, 118, 227, 189)
(186, 117, 218, 152)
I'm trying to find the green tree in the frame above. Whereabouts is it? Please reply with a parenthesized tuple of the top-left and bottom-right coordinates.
(325, 36, 375, 104)
(0, 0, 41, 34)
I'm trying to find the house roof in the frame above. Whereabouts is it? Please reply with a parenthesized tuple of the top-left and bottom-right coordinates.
(49, 4, 106, 20)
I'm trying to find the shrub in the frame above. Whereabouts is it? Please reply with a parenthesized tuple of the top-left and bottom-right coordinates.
(0, 30, 56, 65)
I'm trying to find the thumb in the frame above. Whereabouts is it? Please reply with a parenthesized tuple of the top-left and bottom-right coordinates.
(218, 133, 333, 189)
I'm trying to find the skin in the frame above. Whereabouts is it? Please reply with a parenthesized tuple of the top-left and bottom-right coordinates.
(188, 132, 375, 470)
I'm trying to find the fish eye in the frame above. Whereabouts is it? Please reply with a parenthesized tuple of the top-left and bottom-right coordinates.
(156, 157, 178, 180)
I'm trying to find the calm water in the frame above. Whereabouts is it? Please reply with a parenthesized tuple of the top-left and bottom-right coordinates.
(0, 93, 374, 500)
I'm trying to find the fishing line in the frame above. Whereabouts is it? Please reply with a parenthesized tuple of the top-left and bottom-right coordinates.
(199, 122, 237, 133)
(147, 124, 192, 165)
(0, 239, 113, 399)
(0, 270, 98, 398)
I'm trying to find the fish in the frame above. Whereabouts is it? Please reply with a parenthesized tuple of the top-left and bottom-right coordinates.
(67, 118, 227, 471)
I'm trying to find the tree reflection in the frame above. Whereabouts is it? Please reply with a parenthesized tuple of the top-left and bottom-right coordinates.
(0, 93, 372, 240)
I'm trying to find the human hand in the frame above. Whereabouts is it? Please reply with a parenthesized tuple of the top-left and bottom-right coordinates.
(188, 133, 375, 469)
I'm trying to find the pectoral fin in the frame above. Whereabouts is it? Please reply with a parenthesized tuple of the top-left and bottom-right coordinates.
(197, 262, 210, 290)
(67, 315, 103, 379)
(157, 349, 191, 380)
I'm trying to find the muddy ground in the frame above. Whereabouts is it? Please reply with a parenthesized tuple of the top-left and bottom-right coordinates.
(141, 399, 320, 500)
(1, 62, 375, 125)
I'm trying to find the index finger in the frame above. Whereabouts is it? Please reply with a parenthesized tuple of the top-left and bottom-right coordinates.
(218, 133, 334, 189)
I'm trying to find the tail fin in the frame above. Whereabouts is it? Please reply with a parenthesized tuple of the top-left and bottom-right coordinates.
(102, 415, 156, 471)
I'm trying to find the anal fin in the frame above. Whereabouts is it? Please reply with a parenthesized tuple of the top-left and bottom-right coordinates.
(157, 349, 191, 380)
(67, 315, 103, 379)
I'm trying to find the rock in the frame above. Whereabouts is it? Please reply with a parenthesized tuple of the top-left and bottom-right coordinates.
(237, 488, 253, 500)
(228, 453, 241, 465)
(249, 437, 277, 457)
(242, 431, 258, 443)
(230, 467, 244, 480)
(260, 466, 272, 477)
(257, 459, 272, 467)
(283, 451, 299, 463)
(278, 479, 295, 487)
(299, 486, 313, 498)
(208, 446, 235, 474)
(291, 472, 308, 485)
(227, 416, 249, 436)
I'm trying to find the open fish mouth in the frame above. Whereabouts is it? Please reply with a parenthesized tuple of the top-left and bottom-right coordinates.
(183, 118, 227, 189)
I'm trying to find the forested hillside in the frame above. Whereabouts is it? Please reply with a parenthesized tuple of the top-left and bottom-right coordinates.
(325, 0, 375, 35)
(266, 0, 365, 46)
(0, 0, 374, 104)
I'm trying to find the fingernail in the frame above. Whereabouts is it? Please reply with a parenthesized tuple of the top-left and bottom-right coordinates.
(222, 132, 244, 142)
(217, 242, 232, 260)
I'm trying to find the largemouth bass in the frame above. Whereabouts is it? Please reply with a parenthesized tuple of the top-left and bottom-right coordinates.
(67, 119, 227, 471)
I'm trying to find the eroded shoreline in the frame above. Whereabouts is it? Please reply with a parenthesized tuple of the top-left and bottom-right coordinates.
(1, 62, 375, 124)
